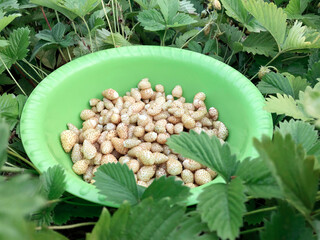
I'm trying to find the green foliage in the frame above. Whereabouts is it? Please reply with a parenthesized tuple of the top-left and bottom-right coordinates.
(167, 131, 239, 183)
(0, 11, 21, 32)
(197, 178, 246, 240)
(243, 0, 287, 50)
(276, 119, 318, 152)
(0, 93, 19, 129)
(264, 93, 310, 121)
(236, 158, 282, 199)
(0, 175, 46, 239)
(0, 27, 30, 73)
(142, 176, 191, 204)
(1, 0, 320, 239)
(53, 202, 102, 225)
(242, 32, 277, 57)
(254, 132, 319, 216)
(260, 203, 313, 240)
(94, 162, 139, 205)
(137, 0, 196, 32)
(0, 118, 9, 168)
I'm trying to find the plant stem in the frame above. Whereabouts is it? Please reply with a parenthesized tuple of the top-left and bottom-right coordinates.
(161, 28, 168, 46)
(128, 0, 133, 12)
(16, 62, 39, 84)
(250, 52, 282, 80)
(240, 226, 265, 235)
(127, 22, 140, 41)
(64, 200, 102, 207)
(101, 0, 116, 47)
(58, 48, 68, 62)
(181, 21, 212, 49)
(35, 222, 96, 230)
(115, 0, 120, 35)
(46, 196, 76, 205)
(0, 55, 27, 96)
(81, 17, 94, 53)
(312, 208, 320, 217)
(7, 148, 40, 174)
(244, 206, 277, 216)
(55, 10, 60, 23)
(66, 47, 72, 61)
(1, 166, 27, 173)
(111, 0, 117, 32)
(40, 7, 52, 30)
(71, 21, 78, 34)
(23, 59, 47, 77)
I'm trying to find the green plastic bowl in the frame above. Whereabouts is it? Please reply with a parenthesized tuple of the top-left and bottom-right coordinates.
(21, 46, 272, 207)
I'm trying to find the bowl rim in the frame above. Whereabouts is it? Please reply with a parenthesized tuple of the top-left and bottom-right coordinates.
(20, 45, 273, 207)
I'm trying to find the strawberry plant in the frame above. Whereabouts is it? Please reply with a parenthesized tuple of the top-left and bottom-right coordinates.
(1, 0, 320, 239)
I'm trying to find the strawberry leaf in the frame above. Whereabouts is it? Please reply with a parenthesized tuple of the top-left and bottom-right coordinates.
(167, 131, 239, 183)
(197, 178, 246, 240)
(142, 176, 191, 204)
(94, 163, 139, 205)
(254, 132, 319, 216)
(0, 119, 9, 169)
(276, 119, 318, 152)
(242, 32, 277, 57)
(242, 0, 287, 51)
(236, 158, 282, 199)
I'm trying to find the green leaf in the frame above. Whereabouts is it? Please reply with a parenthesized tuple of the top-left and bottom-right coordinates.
(167, 131, 239, 183)
(53, 202, 102, 225)
(134, 0, 157, 10)
(0, 175, 45, 216)
(0, 39, 8, 49)
(104, 33, 132, 47)
(40, 165, 66, 200)
(109, 202, 130, 240)
(33, 228, 69, 240)
(282, 21, 320, 51)
(284, 0, 310, 18)
(0, 0, 19, 12)
(137, 9, 166, 31)
(179, 0, 196, 14)
(260, 203, 313, 240)
(220, 0, 249, 26)
(0, 93, 19, 129)
(0, 119, 9, 169)
(86, 208, 111, 240)
(3, 27, 30, 61)
(258, 72, 294, 97)
(60, 0, 99, 18)
(167, 13, 197, 28)
(242, 32, 277, 57)
(300, 82, 320, 126)
(16, 94, 27, 118)
(264, 93, 310, 121)
(0, 12, 21, 32)
(188, 40, 202, 53)
(175, 29, 199, 48)
(197, 178, 246, 240)
(30, 0, 77, 20)
(242, 0, 287, 50)
(236, 158, 282, 199)
(168, 212, 218, 240)
(254, 132, 319, 216)
(284, 73, 309, 99)
(276, 119, 318, 152)
(158, 0, 179, 23)
(125, 198, 185, 240)
(306, 61, 320, 86)
(94, 163, 139, 205)
(220, 23, 244, 51)
(142, 176, 191, 204)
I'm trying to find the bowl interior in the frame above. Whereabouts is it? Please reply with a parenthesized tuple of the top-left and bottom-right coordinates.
(21, 46, 272, 206)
